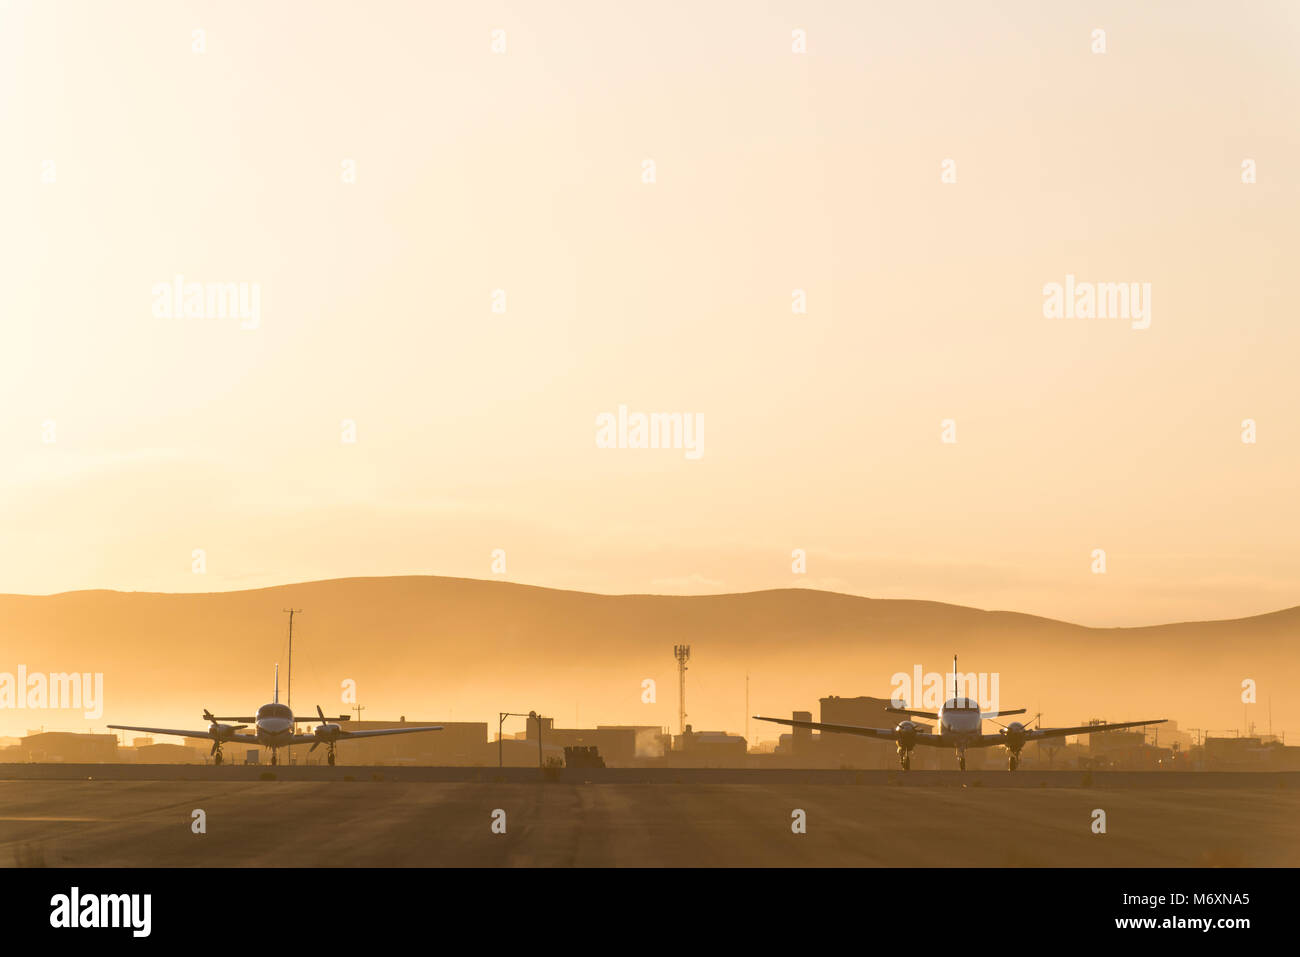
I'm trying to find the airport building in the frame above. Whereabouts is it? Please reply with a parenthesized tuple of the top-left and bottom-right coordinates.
(1084, 719, 1173, 770)
(6, 731, 119, 763)
(818, 695, 914, 769)
(597, 725, 670, 760)
(669, 726, 746, 767)
(129, 742, 205, 764)
(497, 735, 565, 766)
(1202, 734, 1300, 771)
(307, 720, 489, 766)
(526, 718, 637, 766)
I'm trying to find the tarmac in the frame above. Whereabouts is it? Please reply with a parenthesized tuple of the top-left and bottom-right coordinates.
(1, 766, 1295, 866)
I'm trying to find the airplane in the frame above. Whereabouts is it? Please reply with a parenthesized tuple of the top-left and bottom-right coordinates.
(108, 665, 443, 766)
(754, 655, 1166, 771)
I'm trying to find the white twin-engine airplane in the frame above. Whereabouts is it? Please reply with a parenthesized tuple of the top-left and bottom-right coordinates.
(755, 655, 1165, 771)
(108, 665, 442, 766)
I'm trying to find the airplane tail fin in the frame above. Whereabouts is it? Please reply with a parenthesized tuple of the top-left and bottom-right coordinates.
(952, 653, 958, 700)
(274, 664, 280, 703)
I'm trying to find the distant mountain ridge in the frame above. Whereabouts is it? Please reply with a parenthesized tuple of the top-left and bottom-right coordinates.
(2, 576, 1294, 738)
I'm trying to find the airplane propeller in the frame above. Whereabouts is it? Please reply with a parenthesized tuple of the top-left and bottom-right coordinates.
(202, 709, 247, 752)
(203, 714, 247, 757)
(990, 713, 1041, 732)
(309, 704, 344, 752)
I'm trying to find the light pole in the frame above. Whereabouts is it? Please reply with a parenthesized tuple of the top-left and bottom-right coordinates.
(498, 711, 533, 767)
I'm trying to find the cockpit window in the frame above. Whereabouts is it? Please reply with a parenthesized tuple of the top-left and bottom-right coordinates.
(257, 703, 292, 719)
(943, 698, 981, 711)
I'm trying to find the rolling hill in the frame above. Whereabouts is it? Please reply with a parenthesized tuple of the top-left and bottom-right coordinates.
(1, 576, 1294, 740)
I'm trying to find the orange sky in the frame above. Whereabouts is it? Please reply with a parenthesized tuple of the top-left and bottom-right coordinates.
(2, 1, 1298, 628)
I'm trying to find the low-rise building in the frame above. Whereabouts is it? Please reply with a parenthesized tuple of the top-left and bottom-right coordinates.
(670, 726, 746, 766)
(14, 731, 118, 763)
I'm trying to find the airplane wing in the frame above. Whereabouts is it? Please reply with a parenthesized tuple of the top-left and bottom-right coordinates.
(885, 706, 940, 720)
(290, 726, 445, 745)
(981, 708, 1027, 719)
(107, 724, 260, 744)
(755, 715, 951, 747)
(1025, 718, 1166, 741)
(753, 715, 899, 741)
(340, 726, 443, 739)
(970, 718, 1167, 748)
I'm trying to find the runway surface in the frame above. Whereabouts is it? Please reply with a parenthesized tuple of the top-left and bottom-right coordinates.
(1, 771, 1296, 866)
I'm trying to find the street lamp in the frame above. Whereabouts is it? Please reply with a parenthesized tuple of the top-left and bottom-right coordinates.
(498, 711, 537, 767)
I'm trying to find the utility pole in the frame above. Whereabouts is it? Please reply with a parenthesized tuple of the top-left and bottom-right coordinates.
(282, 608, 301, 765)
(673, 645, 691, 736)
(352, 703, 366, 724)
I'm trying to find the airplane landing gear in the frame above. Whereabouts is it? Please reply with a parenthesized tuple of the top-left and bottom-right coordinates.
(327, 745, 336, 767)
(213, 745, 224, 766)
(1008, 752, 1020, 771)
(270, 752, 278, 766)
(957, 752, 967, 771)
(898, 750, 911, 771)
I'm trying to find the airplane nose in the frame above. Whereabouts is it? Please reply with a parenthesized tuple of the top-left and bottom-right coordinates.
(261, 718, 291, 734)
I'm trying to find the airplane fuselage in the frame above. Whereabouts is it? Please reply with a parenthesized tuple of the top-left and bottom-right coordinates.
(926, 698, 982, 748)
(254, 702, 296, 749)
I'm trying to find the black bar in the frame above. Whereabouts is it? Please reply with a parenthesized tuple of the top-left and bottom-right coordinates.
(8, 867, 1282, 942)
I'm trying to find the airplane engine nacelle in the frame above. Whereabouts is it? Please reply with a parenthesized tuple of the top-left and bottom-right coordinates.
(1004, 722, 1027, 749)
(314, 723, 342, 740)
(208, 723, 237, 739)
(895, 721, 918, 748)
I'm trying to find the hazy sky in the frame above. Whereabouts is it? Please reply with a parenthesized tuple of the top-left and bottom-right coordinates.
(3, 1, 1298, 627)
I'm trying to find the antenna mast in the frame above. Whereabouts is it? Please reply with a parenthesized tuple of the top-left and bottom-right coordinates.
(282, 608, 302, 709)
(673, 645, 691, 735)
(283, 608, 302, 765)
